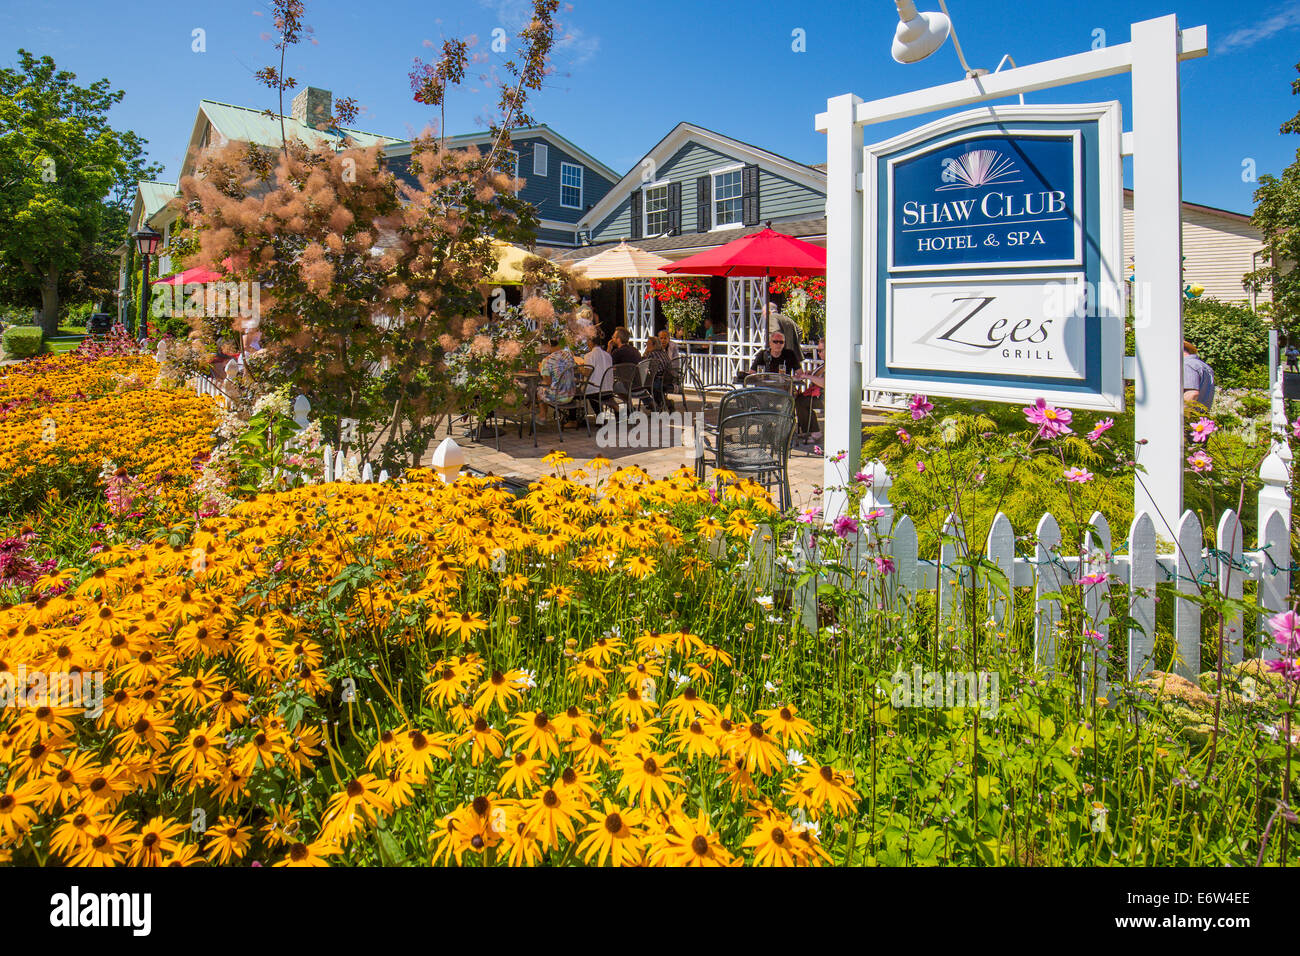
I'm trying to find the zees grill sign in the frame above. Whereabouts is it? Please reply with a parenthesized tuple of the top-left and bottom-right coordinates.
(862, 103, 1125, 412)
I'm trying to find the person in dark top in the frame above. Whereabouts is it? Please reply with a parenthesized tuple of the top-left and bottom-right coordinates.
(748, 329, 802, 376)
(609, 326, 642, 365)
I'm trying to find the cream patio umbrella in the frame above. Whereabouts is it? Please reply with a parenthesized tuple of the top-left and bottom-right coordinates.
(569, 241, 706, 345)
(569, 240, 684, 280)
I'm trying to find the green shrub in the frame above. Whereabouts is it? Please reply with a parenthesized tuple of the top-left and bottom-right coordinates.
(62, 302, 93, 328)
(1183, 297, 1269, 388)
(1, 325, 43, 358)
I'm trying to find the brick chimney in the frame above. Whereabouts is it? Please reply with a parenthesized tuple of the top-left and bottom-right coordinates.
(290, 86, 332, 129)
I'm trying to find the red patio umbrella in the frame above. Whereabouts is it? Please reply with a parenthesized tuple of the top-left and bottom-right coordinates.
(659, 227, 826, 277)
(155, 259, 235, 285)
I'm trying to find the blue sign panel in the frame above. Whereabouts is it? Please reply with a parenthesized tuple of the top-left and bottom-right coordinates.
(889, 132, 1080, 271)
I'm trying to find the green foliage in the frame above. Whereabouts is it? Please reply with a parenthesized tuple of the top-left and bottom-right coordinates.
(1245, 61, 1300, 336)
(864, 392, 1275, 553)
(0, 50, 162, 332)
(1, 325, 42, 358)
(1183, 297, 1270, 388)
(862, 399, 1136, 554)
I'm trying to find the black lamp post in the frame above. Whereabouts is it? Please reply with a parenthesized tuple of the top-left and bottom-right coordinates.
(130, 226, 162, 341)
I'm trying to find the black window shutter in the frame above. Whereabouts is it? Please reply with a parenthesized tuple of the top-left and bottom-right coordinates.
(629, 189, 642, 240)
(667, 181, 681, 235)
(742, 164, 760, 226)
(696, 175, 711, 232)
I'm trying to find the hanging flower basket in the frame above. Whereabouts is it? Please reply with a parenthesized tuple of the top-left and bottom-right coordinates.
(646, 278, 711, 337)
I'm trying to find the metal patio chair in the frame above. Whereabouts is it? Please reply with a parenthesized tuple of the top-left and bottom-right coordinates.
(536, 364, 593, 446)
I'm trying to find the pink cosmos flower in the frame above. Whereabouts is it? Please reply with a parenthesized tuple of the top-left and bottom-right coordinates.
(1079, 572, 1108, 586)
(916, 461, 926, 474)
(896, 429, 911, 445)
(1083, 629, 1105, 645)
(1087, 418, 1114, 442)
(862, 508, 885, 521)
(1064, 466, 1094, 483)
(1187, 449, 1213, 473)
(1292, 418, 1300, 440)
(1023, 398, 1074, 438)
(796, 507, 822, 525)
(1268, 609, 1300, 656)
(909, 394, 933, 420)
(874, 555, 896, 575)
(832, 515, 859, 538)
(1189, 417, 1217, 443)
(854, 471, 872, 485)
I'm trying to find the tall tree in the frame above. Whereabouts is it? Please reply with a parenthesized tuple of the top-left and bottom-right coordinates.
(0, 50, 159, 333)
(1246, 61, 1300, 337)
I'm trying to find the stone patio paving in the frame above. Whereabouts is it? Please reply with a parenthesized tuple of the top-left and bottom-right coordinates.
(421, 393, 890, 511)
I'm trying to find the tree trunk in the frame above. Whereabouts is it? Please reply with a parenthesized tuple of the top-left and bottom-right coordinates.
(39, 271, 61, 336)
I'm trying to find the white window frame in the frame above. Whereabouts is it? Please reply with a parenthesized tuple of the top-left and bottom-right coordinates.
(560, 161, 584, 209)
(533, 143, 548, 176)
(711, 163, 745, 231)
(642, 180, 670, 237)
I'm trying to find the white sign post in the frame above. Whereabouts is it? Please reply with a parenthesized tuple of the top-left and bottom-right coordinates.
(816, 14, 1207, 529)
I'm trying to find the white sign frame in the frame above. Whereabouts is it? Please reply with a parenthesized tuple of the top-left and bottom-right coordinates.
(862, 102, 1126, 412)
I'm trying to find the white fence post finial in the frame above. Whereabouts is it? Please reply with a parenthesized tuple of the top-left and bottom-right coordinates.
(861, 458, 893, 536)
(431, 437, 466, 484)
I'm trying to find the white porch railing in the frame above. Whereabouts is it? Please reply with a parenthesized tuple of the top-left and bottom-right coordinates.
(664, 339, 908, 410)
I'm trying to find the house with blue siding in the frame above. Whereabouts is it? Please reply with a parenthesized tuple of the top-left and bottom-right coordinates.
(546, 122, 829, 362)
(383, 125, 621, 248)
(577, 122, 826, 248)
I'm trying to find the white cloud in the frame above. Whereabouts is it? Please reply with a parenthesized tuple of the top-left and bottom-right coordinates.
(1218, 3, 1300, 53)
(556, 26, 600, 67)
(476, 0, 599, 68)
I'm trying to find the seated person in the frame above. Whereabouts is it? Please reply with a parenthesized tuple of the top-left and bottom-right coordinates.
(536, 337, 576, 420)
(740, 330, 801, 381)
(794, 338, 826, 441)
(577, 332, 614, 412)
(609, 326, 642, 365)
(656, 328, 681, 362)
(644, 337, 675, 411)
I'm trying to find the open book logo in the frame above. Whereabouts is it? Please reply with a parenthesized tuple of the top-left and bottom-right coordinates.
(938, 149, 1022, 191)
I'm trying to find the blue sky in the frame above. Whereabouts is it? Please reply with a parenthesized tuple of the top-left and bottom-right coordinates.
(3, 0, 1299, 214)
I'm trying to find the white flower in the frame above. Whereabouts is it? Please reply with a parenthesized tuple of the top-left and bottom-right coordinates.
(669, 669, 688, 688)
(536, 600, 551, 612)
(786, 749, 806, 766)
(755, 594, 773, 609)
(764, 680, 776, 694)
(519, 669, 537, 690)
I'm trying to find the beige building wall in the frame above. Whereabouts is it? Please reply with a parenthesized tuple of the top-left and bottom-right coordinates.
(1122, 190, 1268, 308)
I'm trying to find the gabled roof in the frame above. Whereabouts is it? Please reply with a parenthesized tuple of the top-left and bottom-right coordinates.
(178, 99, 404, 182)
(383, 124, 620, 183)
(578, 122, 827, 232)
(138, 181, 178, 225)
(1122, 188, 1254, 225)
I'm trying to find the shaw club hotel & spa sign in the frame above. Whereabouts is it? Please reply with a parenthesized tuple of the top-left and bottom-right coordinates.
(862, 103, 1125, 410)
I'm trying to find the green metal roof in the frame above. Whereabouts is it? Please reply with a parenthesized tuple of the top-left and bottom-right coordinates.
(200, 99, 404, 150)
(139, 181, 177, 221)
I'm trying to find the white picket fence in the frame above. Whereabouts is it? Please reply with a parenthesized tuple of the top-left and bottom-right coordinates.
(747, 423, 1292, 695)
(188, 372, 231, 408)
